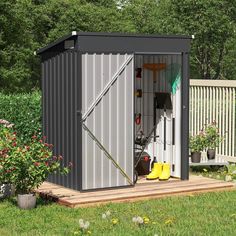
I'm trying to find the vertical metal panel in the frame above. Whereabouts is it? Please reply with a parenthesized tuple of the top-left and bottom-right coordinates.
(42, 50, 80, 190)
(82, 53, 134, 190)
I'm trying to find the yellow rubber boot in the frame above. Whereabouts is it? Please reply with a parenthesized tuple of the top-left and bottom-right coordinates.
(146, 162, 163, 180)
(159, 163, 170, 180)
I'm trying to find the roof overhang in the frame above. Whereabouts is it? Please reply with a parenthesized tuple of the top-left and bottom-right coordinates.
(37, 31, 193, 55)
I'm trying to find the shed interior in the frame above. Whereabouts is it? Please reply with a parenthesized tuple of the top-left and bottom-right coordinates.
(134, 54, 182, 183)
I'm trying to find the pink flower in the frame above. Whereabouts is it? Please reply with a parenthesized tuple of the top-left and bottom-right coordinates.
(34, 162, 40, 167)
(12, 142, 17, 147)
(58, 155, 63, 160)
(0, 119, 9, 124)
(68, 162, 73, 168)
(6, 124, 14, 128)
(39, 139, 43, 143)
(32, 135, 37, 139)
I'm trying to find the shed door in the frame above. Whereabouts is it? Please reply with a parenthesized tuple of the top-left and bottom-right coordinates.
(81, 53, 134, 190)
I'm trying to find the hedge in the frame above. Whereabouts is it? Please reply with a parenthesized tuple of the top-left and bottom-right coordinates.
(0, 91, 41, 142)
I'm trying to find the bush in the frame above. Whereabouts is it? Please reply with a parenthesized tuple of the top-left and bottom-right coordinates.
(204, 122, 223, 149)
(0, 125, 71, 193)
(189, 132, 206, 153)
(0, 91, 41, 143)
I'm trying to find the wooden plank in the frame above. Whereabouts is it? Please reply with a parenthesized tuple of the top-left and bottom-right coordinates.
(38, 176, 225, 199)
(59, 182, 234, 207)
(57, 177, 221, 200)
(60, 179, 226, 201)
(221, 156, 236, 163)
(37, 176, 235, 208)
(66, 187, 235, 209)
(63, 182, 234, 204)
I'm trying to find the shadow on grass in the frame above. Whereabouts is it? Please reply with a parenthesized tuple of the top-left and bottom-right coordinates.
(191, 165, 225, 172)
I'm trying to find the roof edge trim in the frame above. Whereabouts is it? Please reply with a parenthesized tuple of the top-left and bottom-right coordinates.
(36, 31, 192, 55)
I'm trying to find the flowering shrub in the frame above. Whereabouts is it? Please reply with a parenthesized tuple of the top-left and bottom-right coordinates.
(0, 123, 70, 194)
(189, 122, 224, 153)
(189, 132, 206, 153)
(204, 122, 223, 149)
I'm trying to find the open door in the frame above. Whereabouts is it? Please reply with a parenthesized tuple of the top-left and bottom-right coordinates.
(81, 53, 134, 190)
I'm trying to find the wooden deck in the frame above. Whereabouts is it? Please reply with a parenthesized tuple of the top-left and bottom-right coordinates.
(37, 175, 234, 208)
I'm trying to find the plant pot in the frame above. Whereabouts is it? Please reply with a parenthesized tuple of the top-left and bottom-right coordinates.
(0, 183, 14, 199)
(17, 193, 36, 209)
(191, 152, 201, 163)
(207, 149, 216, 160)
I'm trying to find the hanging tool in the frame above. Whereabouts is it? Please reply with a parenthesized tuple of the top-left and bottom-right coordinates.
(135, 113, 142, 125)
(136, 68, 142, 79)
(135, 89, 142, 98)
(143, 63, 166, 83)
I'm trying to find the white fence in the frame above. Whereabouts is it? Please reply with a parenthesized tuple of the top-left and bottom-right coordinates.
(190, 80, 236, 160)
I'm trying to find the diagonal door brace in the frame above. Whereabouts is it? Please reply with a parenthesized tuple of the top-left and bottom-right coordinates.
(82, 55, 134, 121)
(82, 123, 133, 185)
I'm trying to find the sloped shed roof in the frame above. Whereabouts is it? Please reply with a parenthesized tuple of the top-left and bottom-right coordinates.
(37, 31, 192, 56)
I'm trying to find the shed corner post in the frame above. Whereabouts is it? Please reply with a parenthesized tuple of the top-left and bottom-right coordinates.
(77, 51, 83, 191)
(181, 52, 190, 180)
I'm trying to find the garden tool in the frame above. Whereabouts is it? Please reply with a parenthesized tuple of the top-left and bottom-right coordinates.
(135, 113, 142, 125)
(135, 89, 142, 98)
(143, 63, 166, 83)
(146, 162, 163, 180)
(136, 68, 142, 78)
(143, 63, 166, 164)
(159, 162, 171, 180)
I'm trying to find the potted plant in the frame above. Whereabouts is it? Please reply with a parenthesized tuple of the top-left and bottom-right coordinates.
(204, 122, 223, 160)
(189, 132, 206, 163)
(0, 125, 71, 209)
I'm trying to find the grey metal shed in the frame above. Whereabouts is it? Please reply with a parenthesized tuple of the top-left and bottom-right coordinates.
(37, 32, 191, 191)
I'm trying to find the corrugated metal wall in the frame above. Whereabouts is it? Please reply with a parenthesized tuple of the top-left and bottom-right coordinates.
(42, 50, 80, 190)
(134, 55, 182, 177)
(81, 53, 134, 190)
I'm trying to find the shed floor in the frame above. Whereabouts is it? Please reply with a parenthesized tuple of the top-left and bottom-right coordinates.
(36, 175, 234, 208)
(137, 175, 179, 184)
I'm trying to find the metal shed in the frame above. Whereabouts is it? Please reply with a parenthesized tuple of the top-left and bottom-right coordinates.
(37, 32, 191, 191)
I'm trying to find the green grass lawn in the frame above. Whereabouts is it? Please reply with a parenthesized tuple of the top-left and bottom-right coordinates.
(191, 165, 236, 182)
(0, 190, 236, 236)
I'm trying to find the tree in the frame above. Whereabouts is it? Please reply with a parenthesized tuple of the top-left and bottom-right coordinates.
(121, 0, 160, 33)
(0, 0, 39, 92)
(157, 0, 236, 80)
(46, 0, 131, 41)
(1, 0, 236, 93)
